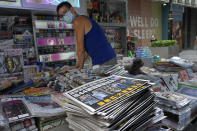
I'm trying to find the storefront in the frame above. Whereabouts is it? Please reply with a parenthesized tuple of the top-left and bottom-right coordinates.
(172, 0, 197, 49)
(128, 0, 163, 47)
(183, 7, 197, 49)
(0, 1, 197, 131)
(171, 4, 184, 48)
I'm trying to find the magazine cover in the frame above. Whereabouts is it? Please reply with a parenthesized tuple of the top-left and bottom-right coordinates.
(23, 65, 38, 82)
(5, 49, 24, 74)
(24, 87, 55, 96)
(161, 75, 178, 92)
(179, 70, 190, 82)
(64, 76, 149, 114)
(186, 68, 194, 79)
(177, 84, 197, 98)
(23, 95, 65, 117)
(1, 97, 30, 123)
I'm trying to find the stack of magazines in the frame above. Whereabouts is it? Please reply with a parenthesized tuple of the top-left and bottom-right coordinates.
(37, 115, 67, 131)
(61, 75, 162, 131)
(155, 92, 191, 130)
(1, 97, 31, 123)
(24, 95, 65, 117)
(10, 118, 38, 131)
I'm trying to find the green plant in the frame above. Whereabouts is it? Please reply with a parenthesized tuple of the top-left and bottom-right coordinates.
(151, 40, 177, 47)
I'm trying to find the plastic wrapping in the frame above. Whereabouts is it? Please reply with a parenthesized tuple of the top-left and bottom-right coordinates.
(23, 95, 65, 117)
(157, 104, 190, 116)
(170, 57, 194, 68)
(162, 110, 191, 131)
(155, 92, 191, 109)
(0, 101, 9, 128)
(1, 97, 31, 123)
(162, 107, 191, 130)
(177, 84, 197, 98)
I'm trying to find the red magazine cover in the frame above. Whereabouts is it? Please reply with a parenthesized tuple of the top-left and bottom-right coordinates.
(179, 70, 190, 81)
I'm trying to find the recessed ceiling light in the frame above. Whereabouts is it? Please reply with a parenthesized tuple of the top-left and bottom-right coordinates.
(163, 3, 167, 6)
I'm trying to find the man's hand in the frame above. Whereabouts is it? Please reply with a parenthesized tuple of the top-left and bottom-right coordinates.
(61, 65, 78, 72)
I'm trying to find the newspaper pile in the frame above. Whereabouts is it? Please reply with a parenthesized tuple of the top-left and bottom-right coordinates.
(64, 64, 127, 89)
(155, 92, 192, 130)
(102, 64, 127, 76)
(57, 76, 164, 131)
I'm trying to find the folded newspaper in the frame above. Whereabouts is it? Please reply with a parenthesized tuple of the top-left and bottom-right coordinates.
(62, 75, 164, 130)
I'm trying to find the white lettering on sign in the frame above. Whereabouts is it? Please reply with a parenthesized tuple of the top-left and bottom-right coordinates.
(151, 18, 159, 27)
(129, 16, 159, 40)
(133, 29, 155, 40)
(145, 17, 148, 28)
(130, 16, 137, 27)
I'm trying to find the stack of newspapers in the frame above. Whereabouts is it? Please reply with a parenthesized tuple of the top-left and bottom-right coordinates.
(102, 64, 127, 76)
(59, 76, 163, 131)
(155, 92, 192, 130)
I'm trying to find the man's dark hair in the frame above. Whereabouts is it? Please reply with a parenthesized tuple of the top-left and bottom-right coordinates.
(57, 1, 72, 13)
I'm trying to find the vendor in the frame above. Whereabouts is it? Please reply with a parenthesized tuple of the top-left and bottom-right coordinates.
(57, 2, 116, 70)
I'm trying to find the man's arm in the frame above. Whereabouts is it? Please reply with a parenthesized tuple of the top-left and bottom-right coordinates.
(84, 51, 89, 60)
(73, 18, 86, 69)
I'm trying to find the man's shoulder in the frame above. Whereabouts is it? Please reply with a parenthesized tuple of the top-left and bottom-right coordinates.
(75, 16, 89, 23)
(74, 16, 91, 27)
